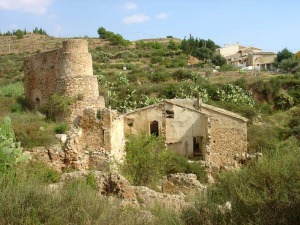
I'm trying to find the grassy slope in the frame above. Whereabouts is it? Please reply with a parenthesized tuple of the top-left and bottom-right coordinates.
(1, 34, 300, 225)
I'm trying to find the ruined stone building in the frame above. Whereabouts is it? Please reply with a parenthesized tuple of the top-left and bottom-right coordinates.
(24, 39, 105, 124)
(123, 99, 248, 167)
(24, 39, 248, 171)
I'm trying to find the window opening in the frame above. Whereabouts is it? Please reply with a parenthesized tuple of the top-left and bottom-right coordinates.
(166, 110, 174, 118)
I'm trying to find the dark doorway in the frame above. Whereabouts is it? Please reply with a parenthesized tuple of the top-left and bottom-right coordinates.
(150, 121, 159, 137)
(193, 136, 203, 159)
(36, 98, 40, 105)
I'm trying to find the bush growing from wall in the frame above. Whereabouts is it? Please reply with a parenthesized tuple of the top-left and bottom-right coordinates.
(47, 93, 76, 121)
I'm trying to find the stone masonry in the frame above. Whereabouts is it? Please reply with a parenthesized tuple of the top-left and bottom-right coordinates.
(24, 39, 105, 125)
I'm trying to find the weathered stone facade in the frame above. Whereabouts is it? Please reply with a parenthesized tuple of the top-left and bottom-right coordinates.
(199, 103, 248, 168)
(24, 39, 105, 125)
(122, 99, 247, 168)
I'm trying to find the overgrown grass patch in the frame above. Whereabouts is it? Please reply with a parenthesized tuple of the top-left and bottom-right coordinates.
(0, 81, 24, 97)
(10, 112, 58, 149)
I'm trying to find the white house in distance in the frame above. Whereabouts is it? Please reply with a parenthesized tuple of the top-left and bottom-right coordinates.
(216, 43, 276, 71)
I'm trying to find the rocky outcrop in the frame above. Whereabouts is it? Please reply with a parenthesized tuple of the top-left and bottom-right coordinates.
(30, 127, 115, 172)
(60, 171, 138, 207)
(30, 144, 65, 171)
(162, 173, 207, 198)
(133, 186, 191, 211)
(58, 170, 199, 211)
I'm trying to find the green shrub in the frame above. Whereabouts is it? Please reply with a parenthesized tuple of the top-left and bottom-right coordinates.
(150, 55, 163, 64)
(181, 199, 231, 225)
(0, 97, 16, 117)
(47, 93, 76, 121)
(219, 64, 239, 71)
(250, 79, 281, 102)
(127, 73, 138, 83)
(122, 133, 166, 186)
(247, 125, 279, 153)
(122, 133, 207, 187)
(24, 161, 61, 183)
(274, 92, 295, 110)
(16, 96, 33, 111)
(210, 101, 257, 122)
(172, 69, 191, 81)
(54, 123, 68, 134)
(187, 162, 208, 183)
(164, 153, 207, 183)
(10, 103, 22, 113)
(233, 77, 248, 91)
(148, 71, 168, 83)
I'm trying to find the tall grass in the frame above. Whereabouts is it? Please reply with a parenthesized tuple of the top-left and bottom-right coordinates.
(0, 82, 24, 98)
(10, 112, 58, 149)
(0, 162, 183, 225)
(182, 138, 300, 225)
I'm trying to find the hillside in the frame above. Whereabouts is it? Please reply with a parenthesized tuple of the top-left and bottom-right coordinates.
(0, 34, 300, 224)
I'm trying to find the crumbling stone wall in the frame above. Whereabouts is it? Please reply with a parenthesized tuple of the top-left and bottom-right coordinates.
(200, 104, 247, 168)
(24, 48, 62, 106)
(24, 39, 105, 124)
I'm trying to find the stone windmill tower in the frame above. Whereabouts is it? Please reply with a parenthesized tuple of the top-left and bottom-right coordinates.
(24, 39, 105, 124)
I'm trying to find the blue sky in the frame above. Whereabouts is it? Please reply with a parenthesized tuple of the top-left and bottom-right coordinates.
(0, 0, 299, 52)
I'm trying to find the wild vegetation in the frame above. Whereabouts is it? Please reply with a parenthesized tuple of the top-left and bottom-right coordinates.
(0, 31, 300, 224)
(122, 133, 207, 188)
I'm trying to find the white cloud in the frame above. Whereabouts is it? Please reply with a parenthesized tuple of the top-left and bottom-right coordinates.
(122, 14, 150, 24)
(156, 12, 169, 19)
(0, 0, 53, 15)
(125, 2, 137, 10)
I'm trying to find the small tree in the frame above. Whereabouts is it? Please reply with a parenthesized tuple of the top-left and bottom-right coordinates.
(279, 58, 299, 73)
(97, 26, 130, 46)
(167, 40, 179, 50)
(274, 48, 294, 68)
(211, 53, 227, 66)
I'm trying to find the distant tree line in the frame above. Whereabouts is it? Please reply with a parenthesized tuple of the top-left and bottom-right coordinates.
(97, 27, 130, 46)
(181, 34, 226, 66)
(0, 27, 48, 39)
